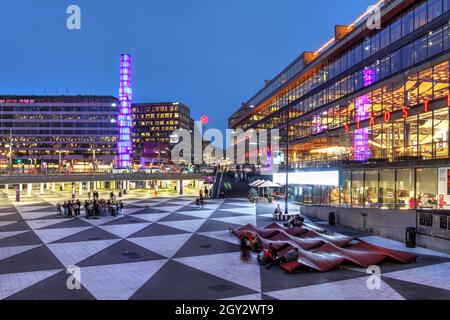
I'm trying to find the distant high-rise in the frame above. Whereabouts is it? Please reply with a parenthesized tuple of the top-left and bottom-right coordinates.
(131, 102, 192, 165)
(118, 54, 133, 168)
(0, 95, 119, 172)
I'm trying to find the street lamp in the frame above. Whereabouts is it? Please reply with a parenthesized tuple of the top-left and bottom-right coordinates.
(89, 148, 101, 173)
(58, 150, 64, 173)
(285, 98, 291, 214)
(6, 130, 13, 175)
(5, 144, 12, 175)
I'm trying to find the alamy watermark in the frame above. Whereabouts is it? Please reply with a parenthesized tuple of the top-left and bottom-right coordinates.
(366, 265, 382, 290)
(66, 5, 81, 30)
(170, 122, 282, 175)
(66, 265, 82, 290)
(366, 5, 381, 30)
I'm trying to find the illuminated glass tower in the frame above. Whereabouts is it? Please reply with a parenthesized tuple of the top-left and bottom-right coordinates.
(118, 54, 133, 167)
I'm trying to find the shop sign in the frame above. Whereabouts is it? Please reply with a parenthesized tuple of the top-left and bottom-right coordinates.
(345, 94, 450, 133)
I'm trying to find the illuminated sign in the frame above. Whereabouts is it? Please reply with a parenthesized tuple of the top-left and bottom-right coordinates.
(200, 115, 209, 125)
(344, 95, 450, 135)
(0, 99, 35, 104)
(273, 171, 340, 186)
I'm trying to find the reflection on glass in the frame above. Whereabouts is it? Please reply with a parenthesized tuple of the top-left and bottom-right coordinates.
(416, 168, 438, 208)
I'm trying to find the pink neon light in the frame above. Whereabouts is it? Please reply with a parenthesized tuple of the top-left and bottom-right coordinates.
(118, 54, 133, 168)
(354, 68, 375, 161)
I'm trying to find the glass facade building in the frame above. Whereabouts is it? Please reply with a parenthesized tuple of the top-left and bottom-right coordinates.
(229, 0, 450, 210)
(0, 96, 119, 171)
(132, 102, 192, 163)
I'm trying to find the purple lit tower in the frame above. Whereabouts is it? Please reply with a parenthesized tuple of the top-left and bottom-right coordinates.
(354, 68, 375, 161)
(118, 54, 133, 168)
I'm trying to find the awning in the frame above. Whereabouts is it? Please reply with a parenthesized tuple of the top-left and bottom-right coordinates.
(257, 181, 282, 188)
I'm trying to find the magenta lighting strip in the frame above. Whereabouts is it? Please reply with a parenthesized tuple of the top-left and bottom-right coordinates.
(354, 68, 375, 161)
(118, 54, 133, 168)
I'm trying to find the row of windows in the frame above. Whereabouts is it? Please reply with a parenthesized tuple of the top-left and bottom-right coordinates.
(133, 138, 170, 143)
(3, 115, 115, 121)
(0, 130, 118, 135)
(0, 106, 117, 112)
(132, 105, 181, 113)
(0, 122, 116, 128)
(0, 137, 116, 144)
(0, 124, 118, 130)
(133, 120, 180, 126)
(297, 167, 440, 210)
(134, 127, 178, 135)
(133, 113, 181, 119)
(289, 106, 449, 170)
(232, 0, 450, 129)
(243, 22, 450, 131)
(287, 61, 449, 140)
(325, 0, 449, 80)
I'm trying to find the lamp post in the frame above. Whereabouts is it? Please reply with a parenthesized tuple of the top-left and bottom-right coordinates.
(92, 149, 96, 173)
(58, 150, 63, 173)
(5, 144, 12, 175)
(89, 148, 99, 173)
(285, 98, 291, 214)
(6, 130, 13, 175)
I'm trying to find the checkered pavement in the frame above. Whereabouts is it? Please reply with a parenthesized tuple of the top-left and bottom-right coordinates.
(0, 190, 449, 300)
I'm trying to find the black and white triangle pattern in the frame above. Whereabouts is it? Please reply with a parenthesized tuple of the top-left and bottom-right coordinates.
(0, 190, 449, 300)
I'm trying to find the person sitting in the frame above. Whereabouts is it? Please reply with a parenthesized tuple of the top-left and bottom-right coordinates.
(274, 204, 282, 214)
(258, 243, 277, 266)
(252, 234, 264, 253)
(266, 248, 300, 269)
(240, 236, 252, 263)
(285, 216, 305, 228)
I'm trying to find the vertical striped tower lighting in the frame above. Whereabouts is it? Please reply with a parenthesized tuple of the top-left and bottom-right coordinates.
(118, 54, 133, 168)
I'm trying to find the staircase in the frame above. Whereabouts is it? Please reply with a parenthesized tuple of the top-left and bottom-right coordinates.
(211, 171, 224, 199)
(220, 172, 250, 198)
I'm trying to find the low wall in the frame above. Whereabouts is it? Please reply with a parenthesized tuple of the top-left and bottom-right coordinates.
(0, 173, 209, 185)
(302, 205, 450, 254)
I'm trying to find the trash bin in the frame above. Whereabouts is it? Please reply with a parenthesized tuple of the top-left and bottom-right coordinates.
(328, 212, 336, 226)
(405, 227, 416, 248)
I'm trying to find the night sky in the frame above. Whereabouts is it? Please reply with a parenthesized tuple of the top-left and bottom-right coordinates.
(0, 0, 375, 133)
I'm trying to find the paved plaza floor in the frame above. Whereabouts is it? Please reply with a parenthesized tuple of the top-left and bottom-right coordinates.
(0, 189, 449, 300)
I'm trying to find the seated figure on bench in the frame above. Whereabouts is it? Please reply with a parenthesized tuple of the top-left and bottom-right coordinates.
(274, 204, 282, 214)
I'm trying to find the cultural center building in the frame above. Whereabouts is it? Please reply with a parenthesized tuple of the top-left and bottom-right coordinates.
(228, 0, 450, 250)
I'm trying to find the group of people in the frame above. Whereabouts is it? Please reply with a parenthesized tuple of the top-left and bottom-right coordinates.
(240, 232, 300, 269)
(195, 186, 212, 210)
(56, 191, 124, 219)
(274, 204, 305, 228)
(56, 200, 82, 218)
(84, 198, 124, 219)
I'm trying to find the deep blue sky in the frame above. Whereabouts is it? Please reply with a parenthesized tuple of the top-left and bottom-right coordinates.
(0, 0, 375, 133)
